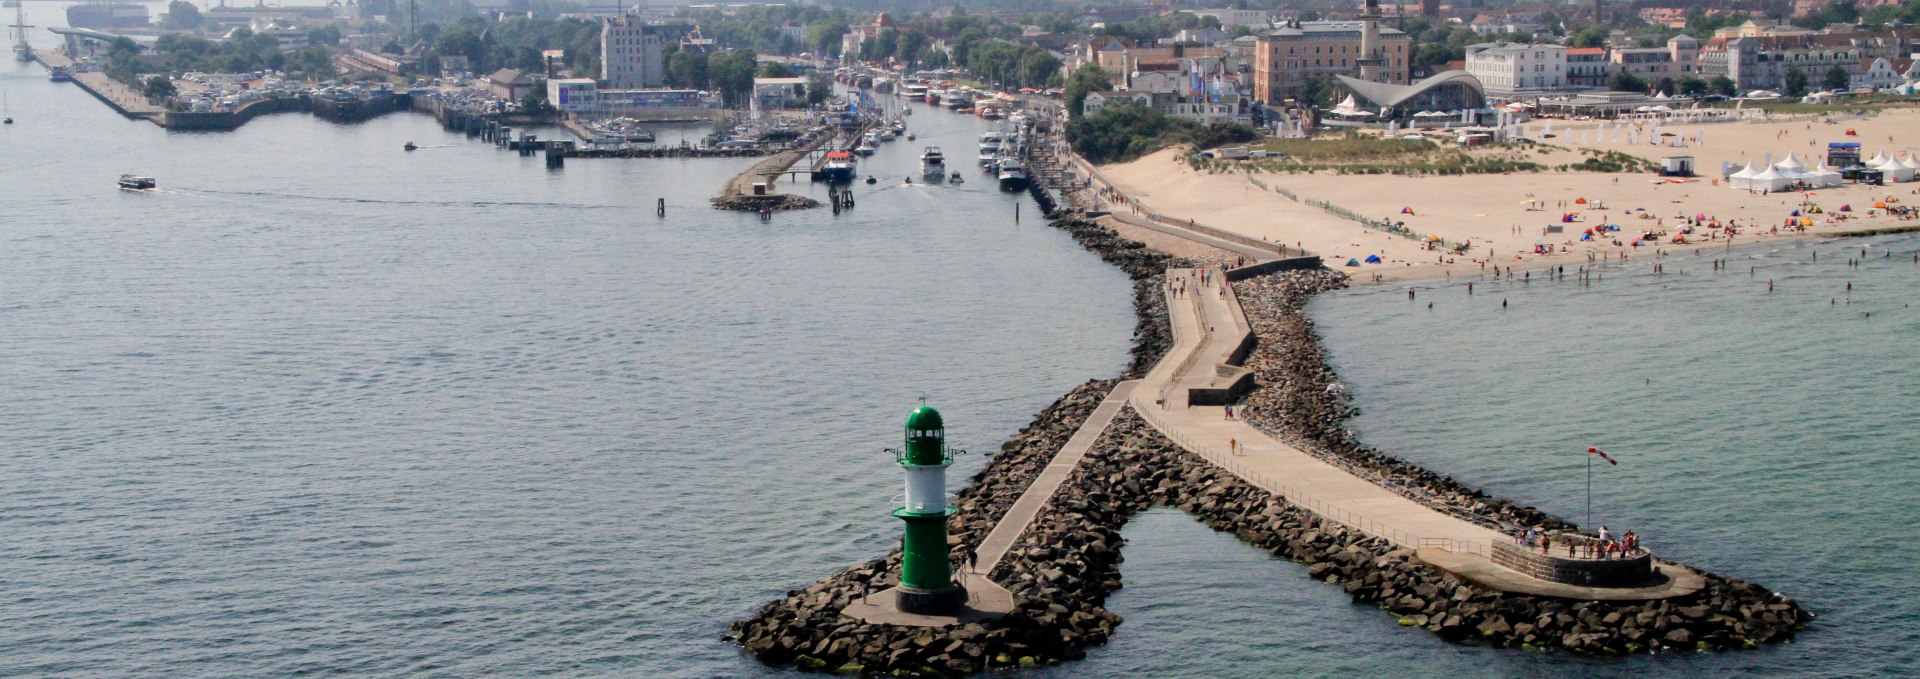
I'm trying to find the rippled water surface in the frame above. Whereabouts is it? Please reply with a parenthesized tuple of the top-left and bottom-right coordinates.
(0, 54, 1134, 677)
(1294, 236, 1920, 677)
(7, 17, 1914, 674)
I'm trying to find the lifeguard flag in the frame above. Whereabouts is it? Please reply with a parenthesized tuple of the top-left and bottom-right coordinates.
(1587, 447, 1618, 465)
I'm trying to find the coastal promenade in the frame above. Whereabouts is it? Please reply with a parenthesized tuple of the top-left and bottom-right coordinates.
(973, 380, 1137, 575)
(36, 50, 164, 122)
(1133, 266, 1703, 599)
(1138, 267, 1504, 552)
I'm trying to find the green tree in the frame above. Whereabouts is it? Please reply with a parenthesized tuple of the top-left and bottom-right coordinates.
(1610, 71, 1646, 93)
(1297, 74, 1334, 107)
(1063, 63, 1112, 118)
(665, 46, 709, 90)
(805, 19, 846, 56)
(1655, 76, 1677, 96)
(1677, 76, 1708, 97)
(1822, 64, 1851, 91)
(756, 61, 794, 78)
(1708, 75, 1737, 97)
(167, 1, 203, 30)
(1570, 27, 1607, 48)
(805, 71, 832, 105)
(143, 75, 177, 100)
(1784, 66, 1809, 96)
(520, 86, 554, 115)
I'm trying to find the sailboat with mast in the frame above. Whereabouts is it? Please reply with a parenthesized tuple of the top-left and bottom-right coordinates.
(11, 0, 32, 62)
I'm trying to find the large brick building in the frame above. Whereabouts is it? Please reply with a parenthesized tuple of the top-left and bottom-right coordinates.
(1252, 20, 1410, 103)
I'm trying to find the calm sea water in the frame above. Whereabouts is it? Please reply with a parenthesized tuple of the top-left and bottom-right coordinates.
(7, 10, 1911, 674)
(1038, 239, 1918, 678)
(0, 54, 1138, 676)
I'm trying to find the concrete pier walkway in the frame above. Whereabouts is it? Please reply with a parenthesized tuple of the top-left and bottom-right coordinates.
(1132, 267, 1702, 600)
(973, 380, 1138, 575)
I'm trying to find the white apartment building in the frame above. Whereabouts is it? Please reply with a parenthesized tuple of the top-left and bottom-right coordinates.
(1465, 42, 1567, 93)
(601, 15, 680, 89)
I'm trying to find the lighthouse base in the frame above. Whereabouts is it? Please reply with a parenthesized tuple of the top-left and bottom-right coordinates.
(842, 573, 1013, 627)
(895, 583, 968, 615)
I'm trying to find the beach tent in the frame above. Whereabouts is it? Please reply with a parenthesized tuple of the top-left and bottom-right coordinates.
(1748, 166, 1791, 192)
(1728, 161, 1759, 189)
(1345, 258, 1362, 267)
(1365, 254, 1382, 263)
(1804, 163, 1844, 188)
(1899, 153, 1920, 177)
(1774, 153, 1805, 173)
(1871, 156, 1914, 182)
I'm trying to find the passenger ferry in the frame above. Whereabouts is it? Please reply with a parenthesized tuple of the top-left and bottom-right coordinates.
(820, 151, 857, 184)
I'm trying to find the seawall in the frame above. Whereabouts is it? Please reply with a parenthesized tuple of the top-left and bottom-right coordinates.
(728, 216, 1807, 676)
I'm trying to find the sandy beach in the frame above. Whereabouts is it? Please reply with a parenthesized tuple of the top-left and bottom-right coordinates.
(1097, 108, 1920, 282)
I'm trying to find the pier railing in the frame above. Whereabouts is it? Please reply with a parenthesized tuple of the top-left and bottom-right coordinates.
(1133, 402, 1485, 556)
(1155, 272, 1212, 409)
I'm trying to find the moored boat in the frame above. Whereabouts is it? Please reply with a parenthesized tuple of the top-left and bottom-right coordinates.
(118, 174, 157, 190)
(996, 159, 1029, 192)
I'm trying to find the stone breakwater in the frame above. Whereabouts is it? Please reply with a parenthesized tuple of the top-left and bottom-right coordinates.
(733, 404, 1808, 676)
(1232, 270, 1577, 532)
(1228, 270, 1808, 642)
(726, 379, 1118, 675)
(1006, 411, 1808, 654)
(726, 214, 1178, 674)
(711, 194, 822, 212)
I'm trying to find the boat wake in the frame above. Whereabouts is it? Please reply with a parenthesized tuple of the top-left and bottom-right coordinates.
(182, 188, 631, 210)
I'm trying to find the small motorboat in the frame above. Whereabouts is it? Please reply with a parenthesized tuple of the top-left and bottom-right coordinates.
(865, 175, 877, 184)
(403, 141, 418, 151)
(118, 174, 156, 190)
(950, 172, 964, 183)
(3, 117, 11, 125)
(907, 133, 916, 141)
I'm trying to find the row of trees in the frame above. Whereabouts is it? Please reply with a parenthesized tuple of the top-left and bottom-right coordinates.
(1066, 99, 1258, 164)
(1608, 66, 1848, 98)
(427, 16, 604, 78)
(658, 45, 763, 107)
(107, 31, 335, 87)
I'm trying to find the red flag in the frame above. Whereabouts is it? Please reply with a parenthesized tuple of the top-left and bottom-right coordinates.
(1587, 447, 1618, 465)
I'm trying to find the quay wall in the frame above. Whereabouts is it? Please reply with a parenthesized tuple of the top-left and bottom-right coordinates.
(162, 96, 309, 131)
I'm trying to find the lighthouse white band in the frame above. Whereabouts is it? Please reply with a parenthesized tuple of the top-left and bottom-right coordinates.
(902, 464, 949, 514)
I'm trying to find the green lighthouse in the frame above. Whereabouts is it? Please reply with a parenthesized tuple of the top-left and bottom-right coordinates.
(891, 406, 967, 614)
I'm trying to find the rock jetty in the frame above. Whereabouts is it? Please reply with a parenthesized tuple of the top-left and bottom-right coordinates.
(728, 224, 1808, 677)
(711, 194, 821, 212)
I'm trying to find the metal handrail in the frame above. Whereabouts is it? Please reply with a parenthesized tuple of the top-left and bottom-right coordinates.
(1130, 401, 1470, 553)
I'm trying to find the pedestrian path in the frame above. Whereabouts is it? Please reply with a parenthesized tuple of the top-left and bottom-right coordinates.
(973, 380, 1138, 575)
(1136, 267, 1506, 551)
(1133, 267, 1703, 600)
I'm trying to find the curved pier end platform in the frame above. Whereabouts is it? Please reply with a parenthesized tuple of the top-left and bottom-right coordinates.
(1417, 549, 1707, 601)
